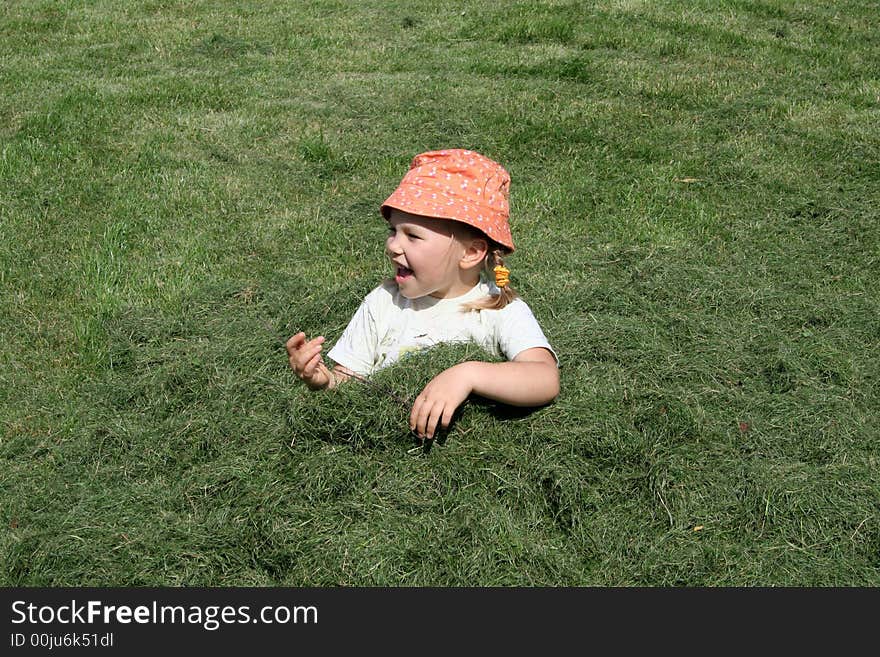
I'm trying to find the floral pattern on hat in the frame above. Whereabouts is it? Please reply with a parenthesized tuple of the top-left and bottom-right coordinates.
(380, 149, 515, 252)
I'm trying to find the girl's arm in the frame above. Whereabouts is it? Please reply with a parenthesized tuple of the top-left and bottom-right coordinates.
(410, 347, 559, 439)
(468, 347, 559, 406)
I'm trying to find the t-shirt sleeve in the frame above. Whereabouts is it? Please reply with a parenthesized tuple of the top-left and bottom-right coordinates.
(494, 299, 559, 366)
(326, 287, 386, 376)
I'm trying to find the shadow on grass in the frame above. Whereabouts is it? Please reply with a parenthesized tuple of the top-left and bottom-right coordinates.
(414, 397, 544, 454)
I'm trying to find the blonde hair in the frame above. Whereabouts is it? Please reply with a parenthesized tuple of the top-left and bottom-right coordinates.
(443, 221, 519, 312)
(460, 246, 519, 312)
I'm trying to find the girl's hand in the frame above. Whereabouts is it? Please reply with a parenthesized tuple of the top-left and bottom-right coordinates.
(286, 332, 334, 389)
(410, 363, 475, 440)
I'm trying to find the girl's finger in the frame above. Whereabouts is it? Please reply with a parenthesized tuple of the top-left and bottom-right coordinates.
(417, 400, 439, 439)
(299, 341, 323, 364)
(411, 396, 433, 436)
(440, 405, 455, 431)
(286, 332, 306, 352)
(428, 403, 454, 438)
(409, 396, 424, 432)
(302, 351, 323, 377)
(426, 403, 446, 439)
(305, 336, 326, 350)
(292, 345, 319, 375)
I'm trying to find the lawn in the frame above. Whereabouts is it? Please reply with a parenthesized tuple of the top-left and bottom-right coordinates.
(1, 0, 878, 586)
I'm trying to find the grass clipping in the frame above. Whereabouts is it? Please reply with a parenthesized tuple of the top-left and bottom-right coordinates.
(287, 343, 503, 450)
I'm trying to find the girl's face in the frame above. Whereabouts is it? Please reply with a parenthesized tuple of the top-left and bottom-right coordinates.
(385, 209, 473, 299)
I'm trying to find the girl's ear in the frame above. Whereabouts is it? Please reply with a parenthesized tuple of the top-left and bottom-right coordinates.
(459, 237, 488, 271)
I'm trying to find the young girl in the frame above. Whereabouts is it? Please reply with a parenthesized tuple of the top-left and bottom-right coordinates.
(286, 149, 559, 440)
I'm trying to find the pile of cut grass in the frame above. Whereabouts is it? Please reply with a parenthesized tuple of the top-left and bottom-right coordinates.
(2, 0, 878, 586)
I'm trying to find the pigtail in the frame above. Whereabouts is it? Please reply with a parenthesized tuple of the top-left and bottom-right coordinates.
(461, 247, 519, 312)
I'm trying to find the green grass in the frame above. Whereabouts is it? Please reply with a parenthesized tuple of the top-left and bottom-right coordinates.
(1, 0, 878, 586)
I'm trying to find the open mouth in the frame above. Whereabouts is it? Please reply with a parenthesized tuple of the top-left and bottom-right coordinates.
(395, 266, 414, 282)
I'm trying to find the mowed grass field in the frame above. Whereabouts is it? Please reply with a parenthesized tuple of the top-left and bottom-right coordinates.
(1, 0, 878, 586)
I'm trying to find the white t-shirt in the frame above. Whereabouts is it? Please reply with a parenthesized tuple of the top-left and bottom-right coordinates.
(327, 280, 557, 376)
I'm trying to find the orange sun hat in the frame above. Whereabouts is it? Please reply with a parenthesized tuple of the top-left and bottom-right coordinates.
(380, 148, 515, 252)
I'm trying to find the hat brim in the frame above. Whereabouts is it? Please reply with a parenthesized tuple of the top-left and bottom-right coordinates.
(380, 186, 514, 252)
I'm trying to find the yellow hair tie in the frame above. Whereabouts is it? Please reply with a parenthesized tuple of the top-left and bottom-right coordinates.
(493, 265, 510, 288)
